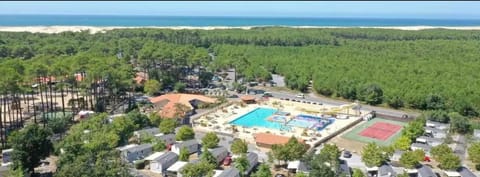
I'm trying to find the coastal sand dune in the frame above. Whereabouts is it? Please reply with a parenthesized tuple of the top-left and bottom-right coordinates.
(1, 26, 480, 34)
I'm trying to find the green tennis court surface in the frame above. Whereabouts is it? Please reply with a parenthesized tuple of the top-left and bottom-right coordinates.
(342, 118, 406, 146)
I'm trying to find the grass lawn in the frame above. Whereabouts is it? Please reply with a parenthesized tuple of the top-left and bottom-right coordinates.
(342, 118, 406, 146)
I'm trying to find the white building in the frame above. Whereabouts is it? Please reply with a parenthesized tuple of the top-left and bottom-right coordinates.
(425, 127, 447, 139)
(426, 120, 450, 130)
(166, 161, 188, 177)
(149, 151, 179, 174)
(416, 136, 443, 147)
(172, 140, 199, 155)
(1, 149, 12, 165)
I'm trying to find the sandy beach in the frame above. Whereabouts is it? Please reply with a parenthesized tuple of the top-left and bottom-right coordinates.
(1, 25, 480, 34)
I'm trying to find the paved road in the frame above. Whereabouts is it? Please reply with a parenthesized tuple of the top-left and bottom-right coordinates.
(256, 87, 420, 118)
(454, 134, 467, 162)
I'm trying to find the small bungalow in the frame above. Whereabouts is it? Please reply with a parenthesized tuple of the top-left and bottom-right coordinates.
(134, 127, 160, 139)
(426, 120, 450, 130)
(208, 147, 229, 165)
(119, 144, 153, 163)
(416, 136, 444, 147)
(245, 152, 259, 175)
(425, 127, 447, 139)
(378, 164, 396, 177)
(171, 140, 199, 155)
(417, 165, 436, 177)
(217, 167, 241, 177)
(154, 133, 176, 145)
(287, 160, 309, 174)
(166, 161, 188, 177)
(149, 151, 179, 174)
(411, 143, 432, 153)
(240, 95, 256, 104)
(1, 149, 12, 164)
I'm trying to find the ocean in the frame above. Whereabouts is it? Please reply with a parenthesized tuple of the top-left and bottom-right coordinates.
(1, 15, 480, 27)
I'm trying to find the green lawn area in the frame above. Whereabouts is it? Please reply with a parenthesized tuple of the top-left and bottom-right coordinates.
(342, 118, 406, 146)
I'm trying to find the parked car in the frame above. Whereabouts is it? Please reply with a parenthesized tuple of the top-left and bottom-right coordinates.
(275, 174, 286, 177)
(223, 155, 232, 166)
(343, 151, 352, 158)
(296, 93, 305, 99)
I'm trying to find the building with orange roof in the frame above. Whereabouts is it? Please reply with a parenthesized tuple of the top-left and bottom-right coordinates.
(240, 95, 256, 104)
(149, 94, 217, 120)
(253, 133, 305, 148)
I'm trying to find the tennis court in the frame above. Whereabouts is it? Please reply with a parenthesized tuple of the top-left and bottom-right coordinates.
(359, 122, 402, 140)
(342, 118, 406, 146)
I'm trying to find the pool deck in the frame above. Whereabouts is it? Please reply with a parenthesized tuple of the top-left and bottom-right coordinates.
(193, 98, 368, 148)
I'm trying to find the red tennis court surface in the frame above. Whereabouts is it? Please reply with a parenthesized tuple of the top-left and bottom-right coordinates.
(359, 122, 402, 141)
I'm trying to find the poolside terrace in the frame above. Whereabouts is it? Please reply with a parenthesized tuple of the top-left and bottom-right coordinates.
(192, 98, 367, 149)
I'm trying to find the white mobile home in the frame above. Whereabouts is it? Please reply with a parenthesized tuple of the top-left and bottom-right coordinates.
(425, 127, 447, 139)
(411, 143, 432, 153)
(416, 136, 443, 147)
(120, 144, 153, 163)
(172, 140, 199, 155)
(149, 151, 179, 173)
(166, 161, 188, 177)
(426, 120, 450, 130)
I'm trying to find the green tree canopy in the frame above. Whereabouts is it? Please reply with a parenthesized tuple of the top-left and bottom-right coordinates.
(179, 147, 190, 161)
(251, 163, 272, 177)
(8, 124, 53, 174)
(468, 142, 480, 164)
(159, 118, 177, 134)
(180, 162, 215, 177)
(399, 150, 424, 169)
(234, 155, 250, 177)
(144, 79, 161, 96)
(361, 142, 387, 167)
(176, 126, 195, 141)
(231, 139, 248, 155)
(201, 132, 220, 149)
(394, 136, 412, 151)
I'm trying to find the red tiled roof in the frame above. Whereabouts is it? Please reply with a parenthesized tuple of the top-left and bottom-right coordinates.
(240, 95, 256, 101)
(149, 94, 217, 118)
(254, 133, 304, 146)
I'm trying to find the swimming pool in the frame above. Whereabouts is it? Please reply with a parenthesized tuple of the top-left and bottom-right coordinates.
(230, 107, 284, 130)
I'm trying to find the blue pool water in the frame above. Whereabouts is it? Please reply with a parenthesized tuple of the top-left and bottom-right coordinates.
(287, 119, 314, 128)
(230, 108, 283, 130)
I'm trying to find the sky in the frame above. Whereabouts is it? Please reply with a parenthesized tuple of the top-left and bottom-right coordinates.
(0, 1, 479, 19)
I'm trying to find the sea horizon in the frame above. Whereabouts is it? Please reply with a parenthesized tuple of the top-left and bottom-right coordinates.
(1, 14, 480, 27)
